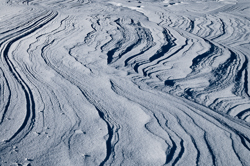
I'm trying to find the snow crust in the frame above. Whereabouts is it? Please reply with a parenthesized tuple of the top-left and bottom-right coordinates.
(1, 0, 250, 165)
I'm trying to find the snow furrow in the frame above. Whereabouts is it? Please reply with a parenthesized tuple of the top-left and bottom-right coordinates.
(1, 0, 250, 165)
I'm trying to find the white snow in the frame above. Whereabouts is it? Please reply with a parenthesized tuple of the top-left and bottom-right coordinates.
(0, 0, 250, 165)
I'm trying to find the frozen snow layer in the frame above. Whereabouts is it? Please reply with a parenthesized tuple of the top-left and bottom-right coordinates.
(0, 0, 250, 165)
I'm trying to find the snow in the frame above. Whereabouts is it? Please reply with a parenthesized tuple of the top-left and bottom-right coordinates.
(0, 0, 250, 165)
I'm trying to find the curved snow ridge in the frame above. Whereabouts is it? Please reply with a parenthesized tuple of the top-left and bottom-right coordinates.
(0, 0, 250, 165)
(92, 0, 250, 122)
(0, 9, 57, 144)
(110, 78, 250, 166)
(91, 10, 250, 122)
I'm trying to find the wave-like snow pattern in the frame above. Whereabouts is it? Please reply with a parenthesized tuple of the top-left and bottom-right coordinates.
(0, 0, 250, 165)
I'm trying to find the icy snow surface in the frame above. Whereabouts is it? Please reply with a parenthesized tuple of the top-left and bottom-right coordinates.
(1, 0, 250, 165)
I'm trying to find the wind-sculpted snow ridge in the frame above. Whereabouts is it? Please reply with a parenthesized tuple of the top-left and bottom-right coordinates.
(1, 0, 250, 165)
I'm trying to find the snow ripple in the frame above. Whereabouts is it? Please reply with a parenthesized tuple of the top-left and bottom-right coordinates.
(0, 0, 250, 165)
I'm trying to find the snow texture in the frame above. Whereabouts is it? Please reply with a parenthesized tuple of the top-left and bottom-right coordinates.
(1, 0, 250, 165)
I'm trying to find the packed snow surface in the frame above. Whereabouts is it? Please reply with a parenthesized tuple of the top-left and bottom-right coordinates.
(1, 0, 250, 165)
